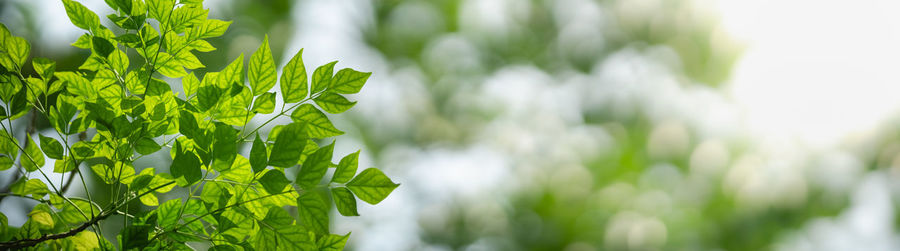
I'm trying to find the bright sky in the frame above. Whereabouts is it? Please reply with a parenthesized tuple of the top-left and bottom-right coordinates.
(719, 0, 900, 147)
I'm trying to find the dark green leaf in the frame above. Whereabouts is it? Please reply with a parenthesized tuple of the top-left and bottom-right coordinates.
(297, 192, 329, 235)
(296, 141, 333, 189)
(249, 133, 267, 173)
(268, 122, 308, 168)
(171, 139, 202, 186)
(135, 137, 161, 155)
(38, 134, 64, 160)
(331, 187, 358, 216)
(212, 123, 238, 171)
(258, 170, 290, 195)
(91, 36, 114, 58)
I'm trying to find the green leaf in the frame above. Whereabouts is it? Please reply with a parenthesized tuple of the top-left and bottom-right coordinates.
(4, 36, 30, 70)
(38, 134, 64, 160)
(32, 57, 56, 81)
(182, 72, 199, 97)
(108, 49, 128, 74)
(125, 70, 147, 95)
(59, 198, 100, 225)
(220, 53, 243, 87)
(332, 150, 358, 183)
(53, 157, 76, 173)
(71, 34, 91, 49)
(346, 168, 399, 205)
(248, 35, 276, 96)
(296, 141, 333, 189)
(22, 134, 45, 172)
(154, 52, 187, 78)
(0, 156, 12, 171)
(147, 0, 175, 26)
(62, 0, 101, 30)
(221, 155, 252, 183)
(317, 233, 350, 251)
(10, 178, 50, 198)
(197, 84, 223, 111)
(268, 122, 308, 168)
(258, 170, 290, 194)
(212, 123, 238, 171)
(157, 198, 181, 229)
(290, 104, 344, 138)
(188, 19, 231, 40)
(171, 139, 202, 186)
(297, 191, 329, 235)
(331, 187, 358, 216)
(135, 137, 161, 155)
(91, 162, 136, 184)
(27, 205, 54, 230)
(280, 49, 307, 103)
(251, 92, 276, 114)
(91, 36, 114, 58)
(56, 72, 96, 100)
(314, 92, 356, 114)
(311, 61, 337, 94)
(330, 68, 371, 94)
(249, 133, 267, 173)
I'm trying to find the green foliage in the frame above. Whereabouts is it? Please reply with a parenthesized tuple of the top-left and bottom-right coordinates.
(0, 0, 396, 249)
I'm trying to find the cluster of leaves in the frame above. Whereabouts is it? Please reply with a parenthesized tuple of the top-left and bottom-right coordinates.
(0, 0, 398, 249)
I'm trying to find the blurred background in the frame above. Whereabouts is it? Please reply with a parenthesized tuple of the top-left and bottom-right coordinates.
(4, 0, 900, 250)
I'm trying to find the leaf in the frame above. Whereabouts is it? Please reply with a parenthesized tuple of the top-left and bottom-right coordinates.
(290, 104, 344, 138)
(317, 233, 350, 251)
(346, 168, 399, 205)
(171, 139, 202, 186)
(330, 68, 371, 94)
(154, 52, 187, 78)
(28, 205, 54, 230)
(0, 156, 12, 171)
(147, 0, 175, 26)
(125, 70, 147, 95)
(268, 122, 308, 168)
(311, 61, 337, 94)
(182, 72, 199, 97)
(332, 150, 358, 183)
(59, 198, 100, 225)
(197, 84, 223, 111)
(212, 123, 238, 171)
(38, 134, 64, 160)
(220, 53, 243, 87)
(331, 187, 358, 216)
(3, 35, 29, 70)
(297, 192, 329, 235)
(221, 155, 252, 183)
(62, 0, 101, 30)
(55, 72, 96, 100)
(251, 92, 276, 114)
(135, 137, 161, 155)
(10, 178, 50, 198)
(157, 198, 181, 229)
(22, 134, 45, 172)
(108, 49, 129, 74)
(280, 49, 307, 103)
(91, 36, 115, 58)
(54, 157, 76, 173)
(188, 19, 231, 40)
(90, 162, 136, 184)
(314, 92, 356, 114)
(249, 133, 267, 173)
(248, 35, 276, 96)
(32, 57, 56, 81)
(258, 170, 290, 194)
(296, 141, 333, 189)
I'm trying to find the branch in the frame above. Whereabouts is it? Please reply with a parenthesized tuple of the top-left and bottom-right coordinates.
(0, 181, 175, 249)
